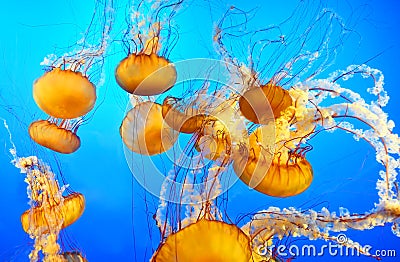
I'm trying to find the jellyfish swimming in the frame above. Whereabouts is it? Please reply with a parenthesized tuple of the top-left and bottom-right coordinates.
(29, 69, 96, 154)
(2, 111, 88, 261)
(152, 219, 251, 262)
(239, 82, 293, 124)
(32, 68, 96, 119)
(114, 1, 181, 96)
(120, 101, 178, 155)
(2, 0, 400, 261)
(115, 52, 177, 96)
(10, 152, 86, 262)
(29, 0, 114, 154)
(152, 61, 400, 258)
(233, 125, 313, 197)
(151, 2, 400, 261)
(117, 0, 186, 158)
(161, 96, 210, 134)
(212, 3, 344, 197)
(20, 192, 85, 234)
(28, 120, 81, 154)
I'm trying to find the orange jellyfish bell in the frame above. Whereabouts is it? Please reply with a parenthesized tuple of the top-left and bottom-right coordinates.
(120, 101, 178, 155)
(239, 83, 292, 124)
(233, 126, 313, 197)
(152, 219, 251, 262)
(33, 68, 96, 119)
(20, 192, 85, 233)
(29, 120, 81, 154)
(161, 96, 208, 134)
(115, 53, 177, 96)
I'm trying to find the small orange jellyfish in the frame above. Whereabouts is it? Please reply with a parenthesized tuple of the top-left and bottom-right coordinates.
(115, 0, 184, 96)
(233, 126, 313, 197)
(120, 101, 178, 155)
(21, 192, 85, 234)
(115, 22, 177, 96)
(151, 219, 251, 262)
(28, 120, 81, 154)
(161, 96, 209, 134)
(239, 82, 293, 124)
(161, 95, 235, 161)
(115, 49, 177, 96)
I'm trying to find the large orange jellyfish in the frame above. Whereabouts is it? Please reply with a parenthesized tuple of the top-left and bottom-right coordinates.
(152, 62, 400, 258)
(152, 219, 251, 262)
(233, 125, 313, 197)
(211, 4, 330, 197)
(33, 68, 96, 119)
(117, 1, 185, 159)
(239, 66, 400, 256)
(29, 1, 113, 154)
(114, 1, 181, 96)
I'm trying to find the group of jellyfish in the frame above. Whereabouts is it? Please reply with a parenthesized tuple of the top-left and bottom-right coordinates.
(5, 0, 400, 261)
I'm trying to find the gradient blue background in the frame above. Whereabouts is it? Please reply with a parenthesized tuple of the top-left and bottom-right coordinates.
(0, 0, 399, 261)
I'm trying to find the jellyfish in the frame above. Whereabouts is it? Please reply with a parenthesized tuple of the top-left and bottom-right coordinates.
(114, 1, 182, 96)
(239, 82, 293, 124)
(233, 125, 313, 197)
(152, 63, 400, 259)
(29, 68, 96, 154)
(213, 1, 346, 127)
(20, 192, 85, 234)
(115, 52, 177, 96)
(120, 101, 178, 155)
(149, 3, 400, 261)
(10, 154, 86, 262)
(29, 0, 114, 154)
(210, 2, 350, 196)
(28, 120, 81, 154)
(234, 64, 400, 259)
(151, 219, 251, 262)
(161, 96, 209, 134)
(160, 92, 235, 162)
(32, 68, 96, 119)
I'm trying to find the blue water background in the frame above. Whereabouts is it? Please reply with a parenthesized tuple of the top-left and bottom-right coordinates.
(0, 0, 399, 261)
